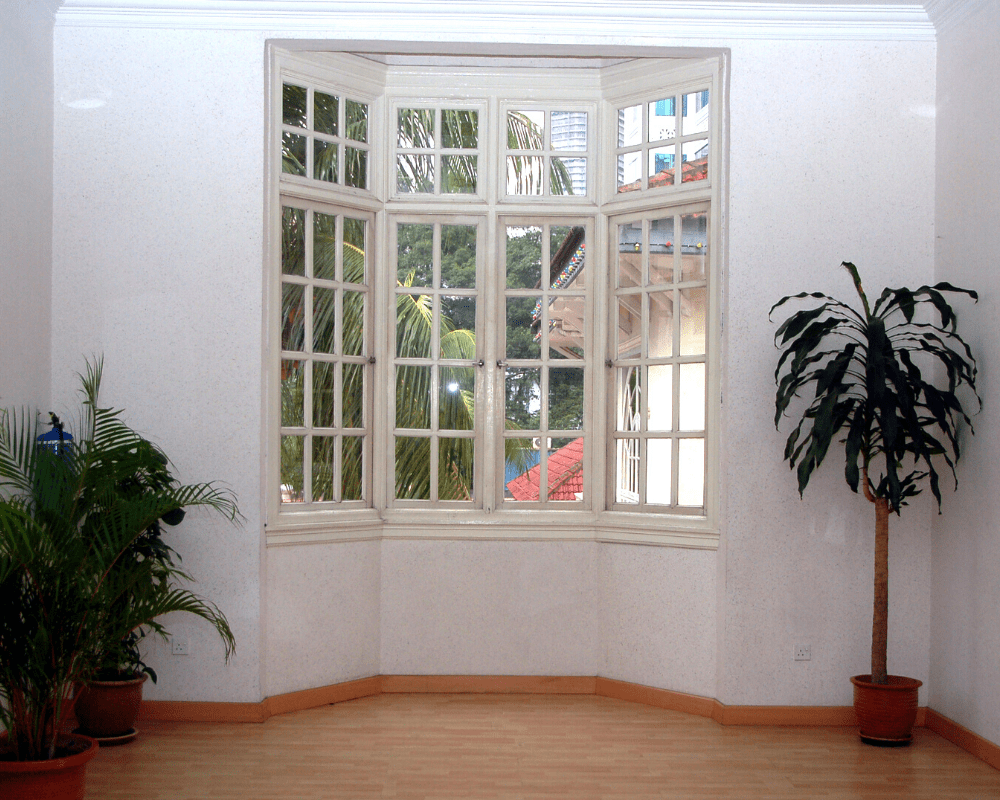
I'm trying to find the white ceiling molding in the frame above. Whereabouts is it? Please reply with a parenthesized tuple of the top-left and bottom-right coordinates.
(924, 0, 988, 35)
(56, 1, 936, 41)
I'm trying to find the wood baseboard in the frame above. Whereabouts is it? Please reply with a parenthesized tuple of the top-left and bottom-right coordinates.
(925, 709, 1000, 771)
(595, 676, 717, 718)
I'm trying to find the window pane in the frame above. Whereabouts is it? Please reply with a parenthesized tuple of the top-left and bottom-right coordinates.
(397, 153, 434, 193)
(506, 297, 541, 359)
(343, 217, 366, 283)
(649, 217, 674, 285)
(395, 436, 430, 500)
(647, 364, 673, 432)
(617, 152, 641, 193)
(548, 293, 585, 359)
(679, 363, 705, 431)
(442, 109, 478, 149)
(505, 368, 540, 430)
(648, 291, 674, 358)
(441, 296, 476, 357)
(550, 111, 587, 151)
(681, 139, 708, 183)
(439, 437, 474, 500)
(397, 223, 433, 287)
(548, 368, 583, 431)
(313, 212, 336, 280)
(507, 155, 543, 195)
(313, 287, 336, 354)
(616, 437, 640, 504)
(648, 97, 676, 141)
(678, 438, 705, 506)
(345, 147, 367, 189)
(679, 287, 707, 356)
(547, 437, 584, 502)
(281, 283, 304, 352)
(282, 132, 306, 176)
(617, 223, 641, 288)
(508, 110, 544, 149)
(649, 147, 674, 187)
(342, 363, 364, 429)
(616, 295, 641, 359)
(398, 107, 434, 148)
(681, 213, 708, 280)
(313, 362, 336, 428)
(618, 104, 641, 147)
(506, 226, 541, 289)
(342, 435, 363, 501)
(442, 155, 477, 194)
(282, 83, 306, 128)
(312, 435, 335, 502)
(281, 207, 305, 276)
(440, 366, 475, 430)
(346, 99, 368, 142)
(550, 157, 585, 196)
(646, 439, 672, 505)
(616, 366, 641, 433)
(441, 225, 477, 290)
(313, 91, 338, 136)
(342, 291, 364, 357)
(313, 139, 337, 184)
(281, 360, 303, 427)
(396, 365, 431, 429)
(280, 435, 304, 503)
(504, 436, 537, 501)
(683, 90, 710, 136)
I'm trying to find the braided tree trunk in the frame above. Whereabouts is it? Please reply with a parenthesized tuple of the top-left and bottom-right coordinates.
(871, 497, 890, 685)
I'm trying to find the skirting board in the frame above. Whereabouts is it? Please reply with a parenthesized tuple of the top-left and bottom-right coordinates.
(140, 675, 996, 770)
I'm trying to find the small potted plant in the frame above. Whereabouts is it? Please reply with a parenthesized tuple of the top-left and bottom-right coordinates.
(1, 359, 237, 795)
(771, 262, 978, 745)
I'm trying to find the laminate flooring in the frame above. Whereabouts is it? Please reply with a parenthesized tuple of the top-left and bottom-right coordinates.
(83, 693, 1000, 799)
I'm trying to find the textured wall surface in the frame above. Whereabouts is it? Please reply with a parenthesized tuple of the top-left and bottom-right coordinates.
(931, 1, 1000, 747)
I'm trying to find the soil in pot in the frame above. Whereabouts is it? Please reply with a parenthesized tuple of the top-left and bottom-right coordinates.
(851, 674, 922, 746)
(0, 733, 98, 800)
(74, 673, 148, 741)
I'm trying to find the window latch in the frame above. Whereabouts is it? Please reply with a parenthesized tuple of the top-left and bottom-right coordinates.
(476, 359, 485, 367)
(605, 358, 613, 368)
(368, 356, 376, 364)
(496, 359, 506, 369)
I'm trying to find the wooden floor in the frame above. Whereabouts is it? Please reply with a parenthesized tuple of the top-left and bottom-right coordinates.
(84, 693, 1000, 799)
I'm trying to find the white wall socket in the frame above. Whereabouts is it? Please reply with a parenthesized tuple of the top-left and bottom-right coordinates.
(793, 644, 811, 661)
(171, 636, 190, 655)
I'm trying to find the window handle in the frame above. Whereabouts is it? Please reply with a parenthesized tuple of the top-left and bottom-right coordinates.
(476, 359, 485, 367)
(496, 359, 506, 369)
(605, 358, 613, 368)
(368, 356, 376, 364)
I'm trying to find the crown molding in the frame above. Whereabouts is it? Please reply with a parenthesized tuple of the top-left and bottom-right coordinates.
(924, 0, 989, 35)
(56, 1, 935, 42)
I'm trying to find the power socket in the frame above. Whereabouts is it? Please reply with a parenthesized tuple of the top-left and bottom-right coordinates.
(793, 644, 811, 661)
(171, 636, 190, 656)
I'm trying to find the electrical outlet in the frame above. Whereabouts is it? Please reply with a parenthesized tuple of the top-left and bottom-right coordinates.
(793, 644, 811, 661)
(171, 636, 190, 656)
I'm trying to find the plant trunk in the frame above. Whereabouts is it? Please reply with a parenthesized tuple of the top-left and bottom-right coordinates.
(871, 497, 889, 685)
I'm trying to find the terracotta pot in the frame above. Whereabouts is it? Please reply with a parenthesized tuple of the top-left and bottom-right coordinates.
(851, 674, 922, 745)
(0, 733, 98, 800)
(74, 673, 148, 739)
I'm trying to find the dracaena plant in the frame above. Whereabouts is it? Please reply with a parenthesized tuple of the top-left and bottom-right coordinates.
(771, 262, 978, 685)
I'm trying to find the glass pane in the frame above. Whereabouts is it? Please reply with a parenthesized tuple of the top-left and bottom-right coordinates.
(648, 291, 674, 358)
(550, 111, 587, 151)
(313, 287, 336, 354)
(679, 363, 706, 431)
(345, 147, 367, 189)
(313, 91, 338, 136)
(280, 435, 304, 503)
(439, 437, 474, 500)
(506, 226, 541, 289)
(342, 363, 364, 429)
(440, 225, 476, 290)
(616, 438, 640, 504)
(395, 365, 431, 429)
(547, 437, 584, 502)
(342, 435, 363, 501)
(681, 213, 708, 281)
(551, 157, 586, 196)
(442, 155, 477, 194)
(507, 155, 543, 195)
(395, 436, 430, 500)
(681, 139, 708, 183)
(441, 296, 476, 356)
(440, 366, 475, 430)
(312, 435, 334, 502)
(282, 83, 306, 128)
(397, 153, 434, 193)
(397, 223, 433, 287)
(281, 283, 304, 352)
(617, 152, 641, 193)
(506, 297, 541, 359)
(313, 362, 336, 428)
(505, 368, 540, 430)
(548, 368, 584, 431)
(647, 439, 672, 505)
(346, 99, 368, 142)
(548, 293, 585, 359)
(313, 139, 337, 183)
(679, 287, 707, 356)
(397, 108, 434, 148)
(343, 217, 366, 283)
(508, 109, 544, 149)
(678, 438, 705, 506)
(282, 132, 305, 176)
(280, 360, 303, 427)
(396, 298, 432, 358)
(683, 90, 710, 136)
(616, 366, 641, 433)
(649, 217, 674, 285)
(617, 222, 641, 288)
(313, 211, 336, 281)
(647, 364, 673, 432)
(442, 109, 478, 149)
(649, 147, 674, 187)
(504, 436, 537, 502)
(616, 295, 641, 359)
(618, 104, 641, 147)
(342, 291, 364, 356)
(648, 97, 676, 141)
(281, 207, 305, 276)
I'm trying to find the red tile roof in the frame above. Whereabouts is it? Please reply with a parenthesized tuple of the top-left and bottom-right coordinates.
(506, 437, 584, 501)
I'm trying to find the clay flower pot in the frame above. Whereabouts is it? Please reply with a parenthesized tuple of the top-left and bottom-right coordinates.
(0, 733, 98, 800)
(851, 674, 922, 745)
(74, 673, 148, 741)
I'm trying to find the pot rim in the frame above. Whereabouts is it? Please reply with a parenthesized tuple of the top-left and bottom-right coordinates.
(87, 672, 149, 688)
(0, 733, 98, 771)
(851, 674, 923, 690)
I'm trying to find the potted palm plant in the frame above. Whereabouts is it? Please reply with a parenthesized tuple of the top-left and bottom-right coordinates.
(1, 359, 237, 795)
(771, 262, 978, 745)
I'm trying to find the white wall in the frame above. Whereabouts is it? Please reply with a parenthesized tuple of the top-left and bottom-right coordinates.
(0, 0, 58, 412)
(931, 2, 1000, 747)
